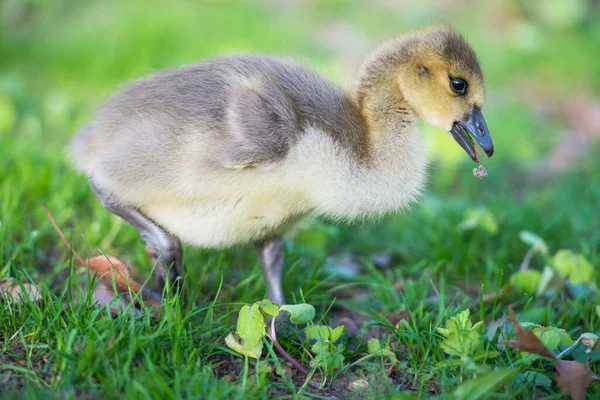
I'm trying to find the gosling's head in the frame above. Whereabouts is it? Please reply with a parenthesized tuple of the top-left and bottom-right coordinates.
(360, 27, 494, 162)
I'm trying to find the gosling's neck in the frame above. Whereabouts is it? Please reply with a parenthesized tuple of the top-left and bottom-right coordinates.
(355, 39, 417, 142)
(356, 76, 416, 150)
(287, 78, 427, 221)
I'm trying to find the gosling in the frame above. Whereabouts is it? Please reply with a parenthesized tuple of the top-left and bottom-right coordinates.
(70, 27, 494, 304)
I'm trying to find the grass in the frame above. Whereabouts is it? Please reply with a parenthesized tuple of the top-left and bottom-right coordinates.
(1, 0, 600, 398)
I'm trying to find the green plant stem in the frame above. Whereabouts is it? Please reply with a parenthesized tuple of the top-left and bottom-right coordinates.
(269, 316, 309, 376)
(241, 355, 249, 392)
(557, 337, 582, 359)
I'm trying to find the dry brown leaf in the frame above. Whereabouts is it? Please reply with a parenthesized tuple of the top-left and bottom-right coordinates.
(87, 255, 163, 314)
(556, 360, 596, 400)
(0, 278, 42, 303)
(91, 283, 142, 317)
(42, 203, 163, 312)
(504, 306, 598, 399)
(87, 255, 140, 293)
(503, 306, 556, 360)
(87, 255, 163, 311)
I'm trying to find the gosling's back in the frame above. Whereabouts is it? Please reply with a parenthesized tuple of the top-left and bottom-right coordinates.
(71, 55, 366, 205)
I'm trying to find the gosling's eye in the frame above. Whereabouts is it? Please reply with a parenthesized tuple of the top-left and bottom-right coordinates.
(450, 78, 467, 94)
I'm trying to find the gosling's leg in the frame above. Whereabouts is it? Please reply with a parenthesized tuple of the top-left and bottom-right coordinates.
(256, 236, 285, 304)
(89, 177, 183, 291)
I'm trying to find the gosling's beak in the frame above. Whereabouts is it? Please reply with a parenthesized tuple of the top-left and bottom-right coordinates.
(450, 106, 494, 162)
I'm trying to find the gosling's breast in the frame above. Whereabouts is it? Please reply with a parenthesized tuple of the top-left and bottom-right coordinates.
(142, 184, 309, 248)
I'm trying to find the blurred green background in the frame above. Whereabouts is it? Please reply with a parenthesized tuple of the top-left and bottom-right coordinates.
(1, 0, 600, 397)
(1, 0, 598, 280)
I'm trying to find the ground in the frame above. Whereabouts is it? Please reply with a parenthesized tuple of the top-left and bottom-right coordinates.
(1, 0, 600, 399)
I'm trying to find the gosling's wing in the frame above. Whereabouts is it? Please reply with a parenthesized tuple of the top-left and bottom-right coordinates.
(69, 60, 233, 176)
(71, 56, 314, 175)
(214, 77, 300, 169)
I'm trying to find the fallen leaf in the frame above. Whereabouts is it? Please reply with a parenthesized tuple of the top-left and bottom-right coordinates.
(504, 307, 598, 399)
(237, 304, 266, 351)
(0, 278, 42, 303)
(556, 360, 596, 400)
(84, 255, 163, 313)
(87, 255, 140, 292)
(225, 304, 266, 359)
(225, 332, 262, 359)
(42, 203, 163, 313)
(503, 307, 556, 360)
